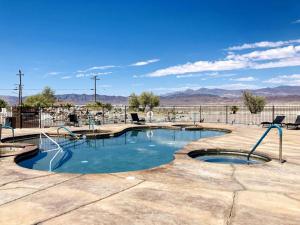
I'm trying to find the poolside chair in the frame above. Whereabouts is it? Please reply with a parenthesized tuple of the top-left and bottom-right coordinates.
(68, 114, 79, 127)
(130, 113, 145, 124)
(286, 115, 300, 129)
(261, 115, 285, 127)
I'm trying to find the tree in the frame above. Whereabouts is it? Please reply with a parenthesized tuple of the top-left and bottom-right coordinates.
(128, 93, 140, 110)
(24, 87, 56, 107)
(0, 98, 8, 108)
(139, 92, 160, 111)
(243, 91, 266, 114)
(42, 86, 56, 103)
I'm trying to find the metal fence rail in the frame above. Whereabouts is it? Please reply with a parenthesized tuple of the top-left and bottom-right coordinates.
(2, 105, 300, 128)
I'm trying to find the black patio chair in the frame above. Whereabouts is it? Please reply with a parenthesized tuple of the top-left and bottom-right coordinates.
(261, 115, 285, 127)
(286, 115, 300, 129)
(130, 113, 145, 124)
(68, 114, 79, 127)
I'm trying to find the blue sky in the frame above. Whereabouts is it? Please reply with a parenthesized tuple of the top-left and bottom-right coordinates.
(1, 0, 300, 96)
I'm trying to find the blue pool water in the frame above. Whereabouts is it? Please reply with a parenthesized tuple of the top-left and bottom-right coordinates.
(195, 154, 265, 164)
(17, 128, 225, 173)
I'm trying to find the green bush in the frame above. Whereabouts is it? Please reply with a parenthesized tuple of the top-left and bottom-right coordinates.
(243, 91, 266, 114)
(230, 105, 239, 114)
(128, 92, 160, 111)
(0, 98, 8, 108)
(24, 86, 56, 108)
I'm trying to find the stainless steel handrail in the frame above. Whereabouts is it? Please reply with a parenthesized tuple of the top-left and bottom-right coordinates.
(40, 131, 64, 172)
(57, 126, 79, 139)
(0, 125, 15, 143)
(247, 124, 283, 163)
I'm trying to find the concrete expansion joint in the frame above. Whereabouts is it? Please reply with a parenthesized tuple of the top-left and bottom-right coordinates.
(0, 186, 39, 191)
(230, 165, 247, 191)
(226, 191, 237, 225)
(0, 174, 83, 207)
(35, 179, 146, 225)
(0, 173, 55, 188)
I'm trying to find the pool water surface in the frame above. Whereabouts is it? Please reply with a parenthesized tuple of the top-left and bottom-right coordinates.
(17, 128, 225, 173)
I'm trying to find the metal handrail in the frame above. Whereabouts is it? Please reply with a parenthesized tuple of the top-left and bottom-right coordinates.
(247, 124, 283, 163)
(57, 126, 79, 139)
(40, 131, 63, 152)
(40, 131, 64, 172)
(0, 125, 15, 143)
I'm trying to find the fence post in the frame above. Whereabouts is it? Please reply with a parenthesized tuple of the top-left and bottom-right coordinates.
(173, 106, 175, 122)
(225, 105, 228, 124)
(20, 106, 23, 129)
(39, 107, 42, 128)
(272, 105, 275, 121)
(124, 105, 127, 124)
(199, 106, 202, 122)
(102, 107, 105, 125)
(0, 124, 2, 141)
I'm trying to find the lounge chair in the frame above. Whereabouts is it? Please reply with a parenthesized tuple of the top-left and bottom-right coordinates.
(261, 115, 285, 127)
(130, 113, 145, 124)
(286, 115, 300, 129)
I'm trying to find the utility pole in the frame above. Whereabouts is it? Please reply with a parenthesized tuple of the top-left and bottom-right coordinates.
(16, 69, 24, 129)
(91, 75, 100, 102)
(17, 69, 24, 106)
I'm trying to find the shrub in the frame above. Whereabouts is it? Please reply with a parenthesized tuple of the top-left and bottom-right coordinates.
(129, 92, 160, 111)
(230, 105, 239, 114)
(242, 91, 266, 114)
(0, 98, 8, 108)
(128, 93, 140, 110)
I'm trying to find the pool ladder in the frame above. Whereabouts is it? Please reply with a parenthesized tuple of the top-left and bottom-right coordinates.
(40, 131, 64, 171)
(57, 126, 80, 139)
(247, 124, 284, 163)
(0, 124, 15, 143)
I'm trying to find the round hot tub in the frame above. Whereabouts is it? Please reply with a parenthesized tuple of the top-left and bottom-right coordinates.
(188, 149, 271, 165)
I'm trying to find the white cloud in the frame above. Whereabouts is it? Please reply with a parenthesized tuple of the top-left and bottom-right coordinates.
(253, 57, 300, 69)
(76, 74, 85, 78)
(176, 72, 235, 79)
(75, 72, 112, 78)
(227, 45, 300, 61)
(130, 59, 160, 66)
(263, 74, 300, 85)
(147, 60, 249, 77)
(47, 72, 60, 75)
(230, 76, 256, 82)
(85, 72, 112, 76)
(77, 65, 116, 73)
(176, 74, 204, 79)
(147, 40, 300, 78)
(61, 76, 72, 79)
(205, 83, 259, 90)
(292, 19, 300, 24)
(44, 71, 61, 78)
(227, 39, 300, 51)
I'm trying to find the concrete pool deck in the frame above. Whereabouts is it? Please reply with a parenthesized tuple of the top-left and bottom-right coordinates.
(0, 123, 299, 225)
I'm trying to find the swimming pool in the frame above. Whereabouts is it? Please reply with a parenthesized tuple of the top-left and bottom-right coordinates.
(17, 128, 225, 173)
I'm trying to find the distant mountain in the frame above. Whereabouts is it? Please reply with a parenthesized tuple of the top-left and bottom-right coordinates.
(0, 95, 18, 105)
(1, 86, 300, 106)
(163, 85, 300, 98)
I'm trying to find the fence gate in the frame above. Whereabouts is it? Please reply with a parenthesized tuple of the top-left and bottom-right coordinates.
(12, 107, 40, 128)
